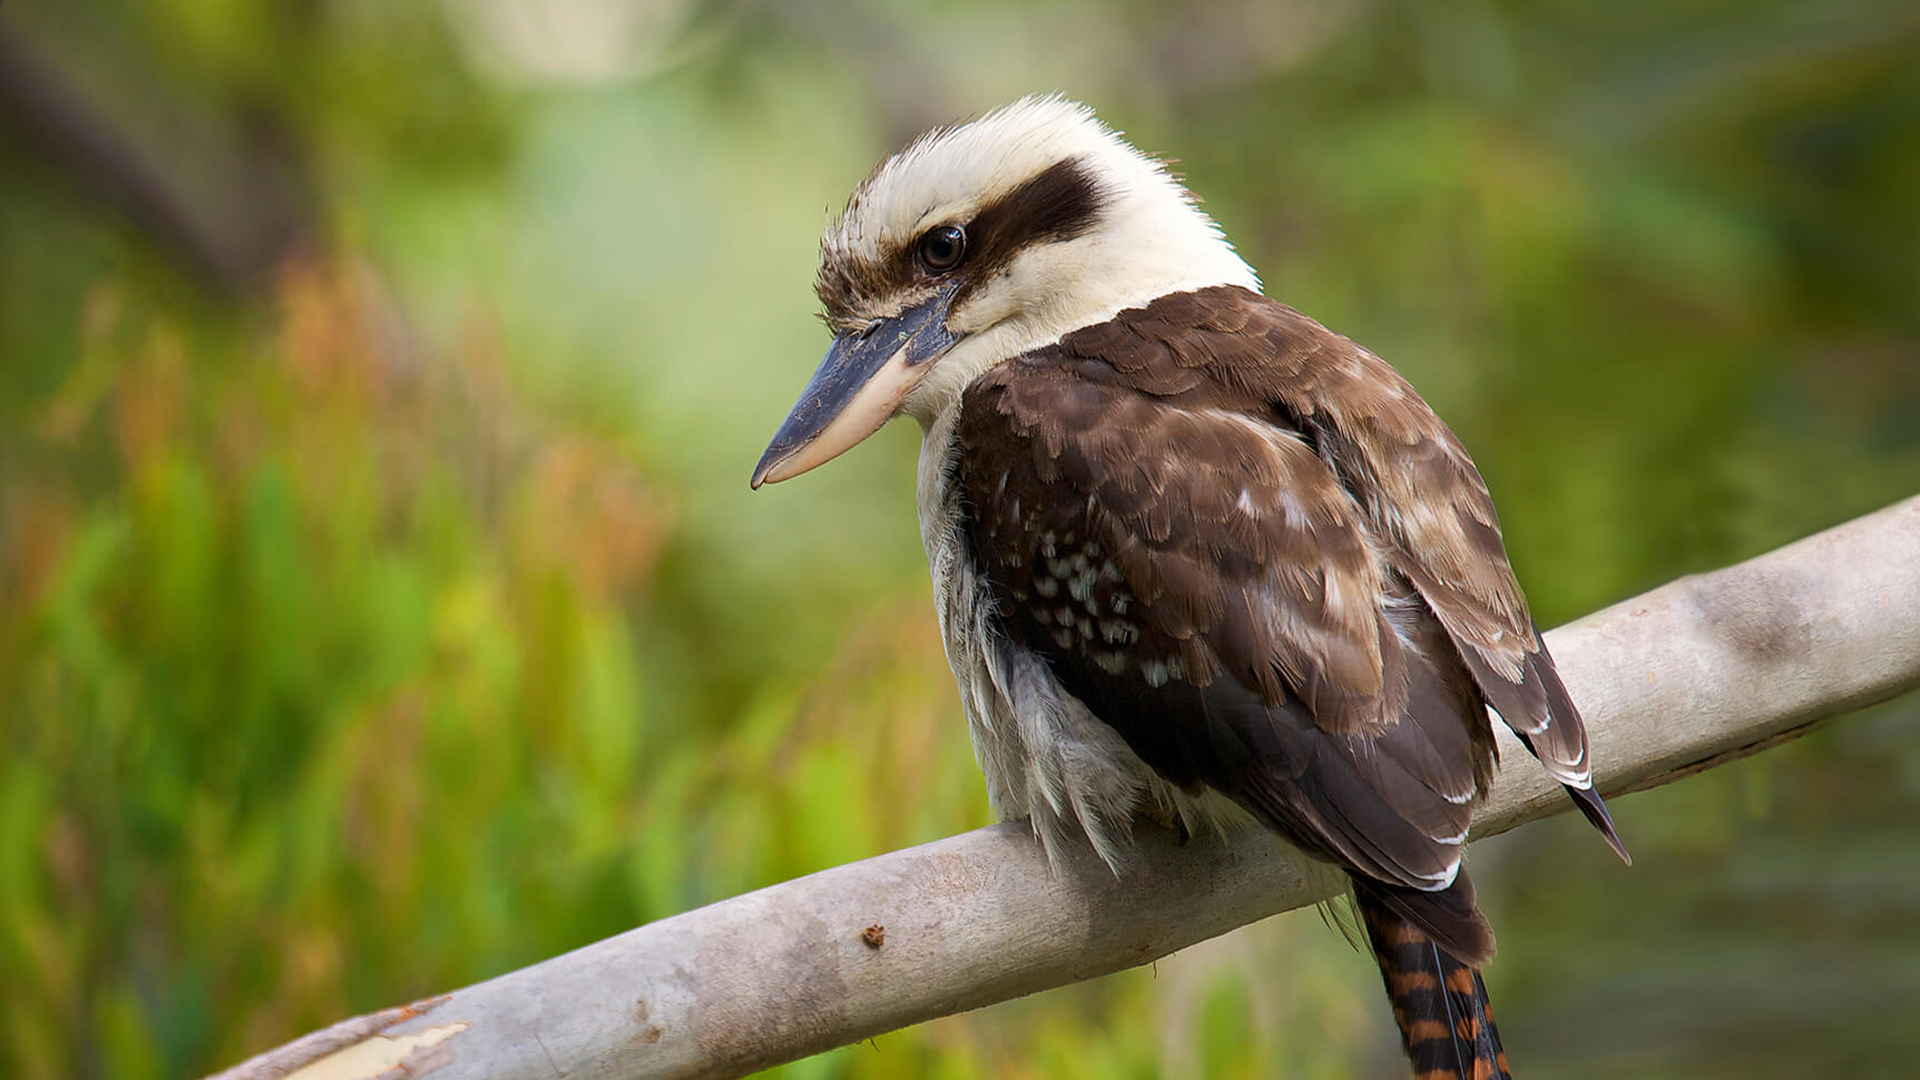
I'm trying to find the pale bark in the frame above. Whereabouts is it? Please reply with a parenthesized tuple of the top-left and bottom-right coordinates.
(214, 496, 1920, 1080)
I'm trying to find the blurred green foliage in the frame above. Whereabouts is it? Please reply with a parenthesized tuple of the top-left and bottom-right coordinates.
(2, 1, 1917, 1077)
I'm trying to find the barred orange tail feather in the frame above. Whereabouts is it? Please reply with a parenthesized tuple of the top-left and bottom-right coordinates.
(1356, 882, 1511, 1080)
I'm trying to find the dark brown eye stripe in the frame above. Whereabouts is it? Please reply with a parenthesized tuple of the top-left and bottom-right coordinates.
(961, 155, 1104, 279)
(814, 154, 1106, 330)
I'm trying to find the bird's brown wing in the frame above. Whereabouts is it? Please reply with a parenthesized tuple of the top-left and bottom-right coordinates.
(1159, 285, 1602, 796)
(957, 320, 1502, 947)
(963, 346, 1404, 733)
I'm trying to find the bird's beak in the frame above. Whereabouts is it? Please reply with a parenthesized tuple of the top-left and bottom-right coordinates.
(751, 284, 960, 488)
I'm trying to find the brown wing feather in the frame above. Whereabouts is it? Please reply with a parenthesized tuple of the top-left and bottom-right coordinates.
(975, 349, 1404, 736)
(1177, 286, 1602, 794)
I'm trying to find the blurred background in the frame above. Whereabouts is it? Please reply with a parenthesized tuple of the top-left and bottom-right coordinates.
(2, 1, 1918, 1077)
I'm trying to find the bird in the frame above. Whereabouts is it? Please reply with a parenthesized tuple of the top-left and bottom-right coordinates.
(751, 96, 1628, 1079)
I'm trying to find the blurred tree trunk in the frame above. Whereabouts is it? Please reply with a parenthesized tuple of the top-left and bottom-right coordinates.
(0, 23, 311, 294)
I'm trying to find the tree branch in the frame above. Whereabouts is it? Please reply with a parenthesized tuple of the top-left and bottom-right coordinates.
(212, 496, 1920, 1080)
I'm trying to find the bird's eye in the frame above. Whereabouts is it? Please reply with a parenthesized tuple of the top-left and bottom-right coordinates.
(918, 225, 967, 272)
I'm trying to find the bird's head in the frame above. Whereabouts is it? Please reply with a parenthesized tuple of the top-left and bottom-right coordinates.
(751, 95, 1258, 488)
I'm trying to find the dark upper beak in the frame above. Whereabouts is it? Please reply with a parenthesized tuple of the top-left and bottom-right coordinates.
(751, 285, 960, 488)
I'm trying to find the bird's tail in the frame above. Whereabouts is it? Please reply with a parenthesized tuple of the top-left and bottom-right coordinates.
(1355, 883, 1511, 1080)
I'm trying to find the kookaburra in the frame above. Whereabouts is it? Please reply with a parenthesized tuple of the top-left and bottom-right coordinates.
(752, 97, 1627, 1079)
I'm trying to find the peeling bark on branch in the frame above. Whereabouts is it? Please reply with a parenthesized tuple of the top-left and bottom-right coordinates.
(214, 497, 1920, 1080)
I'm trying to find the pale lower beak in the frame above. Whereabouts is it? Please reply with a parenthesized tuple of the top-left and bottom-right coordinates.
(751, 287, 959, 488)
